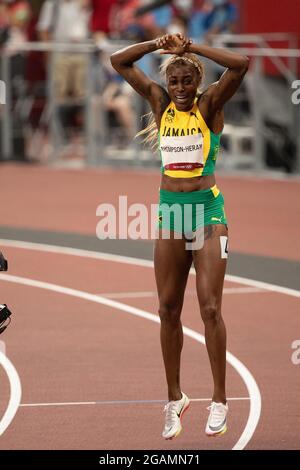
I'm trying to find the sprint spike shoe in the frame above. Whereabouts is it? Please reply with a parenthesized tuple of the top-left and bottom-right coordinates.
(0, 304, 12, 334)
(205, 401, 228, 436)
(0, 252, 8, 271)
(162, 392, 190, 440)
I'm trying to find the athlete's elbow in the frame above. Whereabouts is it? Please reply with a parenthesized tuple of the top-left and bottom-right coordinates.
(231, 56, 249, 75)
(110, 52, 130, 73)
(240, 56, 250, 74)
(110, 52, 119, 70)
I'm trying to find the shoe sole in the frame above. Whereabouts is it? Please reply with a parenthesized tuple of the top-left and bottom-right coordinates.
(206, 424, 227, 437)
(164, 403, 190, 440)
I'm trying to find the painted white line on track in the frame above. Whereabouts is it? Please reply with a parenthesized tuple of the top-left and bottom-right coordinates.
(101, 290, 157, 299)
(0, 340, 6, 354)
(223, 287, 267, 294)
(99, 287, 267, 299)
(225, 274, 300, 298)
(0, 347, 22, 436)
(19, 396, 250, 408)
(0, 273, 261, 450)
(0, 239, 154, 267)
(1, 238, 299, 298)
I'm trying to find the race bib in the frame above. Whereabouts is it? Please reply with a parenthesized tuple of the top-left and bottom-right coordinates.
(160, 134, 204, 171)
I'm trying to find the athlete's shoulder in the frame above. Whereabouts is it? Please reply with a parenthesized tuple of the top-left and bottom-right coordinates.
(150, 84, 171, 119)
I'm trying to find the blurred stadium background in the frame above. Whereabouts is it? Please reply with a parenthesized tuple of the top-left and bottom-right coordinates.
(0, 0, 299, 174)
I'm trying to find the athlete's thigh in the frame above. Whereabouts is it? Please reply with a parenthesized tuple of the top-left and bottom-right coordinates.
(192, 224, 229, 306)
(154, 233, 193, 304)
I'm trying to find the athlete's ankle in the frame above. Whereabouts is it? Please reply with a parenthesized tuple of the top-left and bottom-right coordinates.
(168, 390, 182, 402)
(212, 393, 227, 405)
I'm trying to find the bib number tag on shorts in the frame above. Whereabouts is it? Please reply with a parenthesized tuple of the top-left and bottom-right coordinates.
(220, 236, 228, 259)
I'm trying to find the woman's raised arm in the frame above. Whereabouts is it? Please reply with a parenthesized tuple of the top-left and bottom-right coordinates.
(186, 43, 249, 111)
(110, 40, 161, 100)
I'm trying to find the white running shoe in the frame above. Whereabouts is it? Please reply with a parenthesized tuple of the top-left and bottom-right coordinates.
(205, 401, 228, 436)
(162, 392, 190, 440)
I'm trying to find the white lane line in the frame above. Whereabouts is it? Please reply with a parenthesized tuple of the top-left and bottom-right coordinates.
(225, 274, 300, 298)
(99, 287, 267, 299)
(20, 397, 250, 408)
(0, 273, 261, 451)
(0, 239, 154, 268)
(223, 287, 266, 294)
(1, 238, 299, 298)
(0, 340, 6, 354)
(0, 347, 22, 436)
(100, 291, 157, 299)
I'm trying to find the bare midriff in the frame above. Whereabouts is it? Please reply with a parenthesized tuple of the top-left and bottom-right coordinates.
(160, 173, 216, 192)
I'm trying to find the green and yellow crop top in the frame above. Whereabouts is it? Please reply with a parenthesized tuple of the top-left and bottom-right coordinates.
(158, 100, 221, 178)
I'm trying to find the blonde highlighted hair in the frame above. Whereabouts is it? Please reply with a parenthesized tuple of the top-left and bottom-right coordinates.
(136, 53, 204, 149)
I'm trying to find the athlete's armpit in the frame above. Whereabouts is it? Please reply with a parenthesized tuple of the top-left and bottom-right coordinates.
(150, 85, 170, 125)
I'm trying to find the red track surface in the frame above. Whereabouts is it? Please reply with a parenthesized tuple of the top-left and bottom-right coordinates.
(1, 164, 300, 260)
(0, 164, 300, 449)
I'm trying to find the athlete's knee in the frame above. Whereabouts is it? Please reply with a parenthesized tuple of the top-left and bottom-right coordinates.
(158, 302, 181, 326)
(200, 302, 221, 324)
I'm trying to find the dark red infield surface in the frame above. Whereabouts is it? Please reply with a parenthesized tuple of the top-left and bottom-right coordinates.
(0, 164, 300, 450)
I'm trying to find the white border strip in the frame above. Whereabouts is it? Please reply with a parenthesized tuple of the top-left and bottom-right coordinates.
(1, 238, 300, 298)
(0, 348, 22, 436)
(0, 239, 154, 267)
(19, 396, 250, 408)
(99, 287, 266, 299)
(0, 273, 261, 450)
(225, 274, 300, 298)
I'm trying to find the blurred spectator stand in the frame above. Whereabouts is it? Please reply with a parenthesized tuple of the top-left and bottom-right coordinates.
(36, 0, 91, 158)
